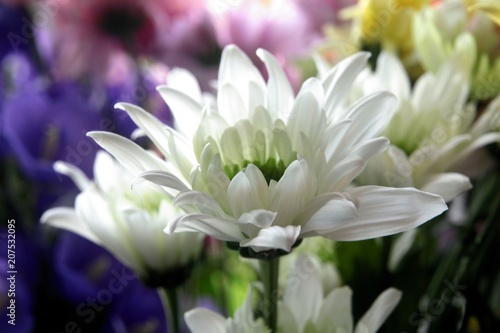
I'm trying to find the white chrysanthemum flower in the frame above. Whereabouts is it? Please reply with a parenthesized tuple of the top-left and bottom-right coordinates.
(343, 50, 500, 202)
(184, 254, 401, 333)
(89, 44, 447, 257)
(413, 0, 500, 101)
(41, 151, 204, 286)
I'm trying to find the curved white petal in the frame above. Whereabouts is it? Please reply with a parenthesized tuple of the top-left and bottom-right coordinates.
(219, 44, 266, 107)
(300, 197, 358, 235)
(318, 286, 354, 333)
(156, 86, 202, 139)
(53, 161, 91, 192)
(114, 103, 197, 176)
(173, 190, 226, 216)
(322, 52, 371, 118)
(75, 191, 140, 271)
(166, 213, 243, 242)
(339, 91, 397, 152)
(227, 171, 264, 217)
(271, 159, 317, 227)
(41, 207, 101, 245)
(321, 156, 366, 193)
(87, 131, 169, 176)
(165, 67, 202, 102)
(287, 90, 326, 151)
(388, 229, 417, 272)
(256, 48, 294, 119)
(283, 254, 323, 332)
(218, 83, 247, 124)
(185, 308, 227, 333)
(136, 170, 190, 192)
(421, 173, 472, 202)
(239, 225, 301, 252)
(323, 186, 447, 241)
(375, 52, 411, 100)
(237, 209, 277, 229)
(354, 288, 402, 333)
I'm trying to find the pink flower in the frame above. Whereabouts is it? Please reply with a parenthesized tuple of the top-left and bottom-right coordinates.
(294, 0, 357, 32)
(210, 0, 318, 90)
(42, 0, 204, 79)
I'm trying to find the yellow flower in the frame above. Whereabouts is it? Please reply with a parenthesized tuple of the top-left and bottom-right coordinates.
(342, 0, 430, 56)
(467, 0, 500, 25)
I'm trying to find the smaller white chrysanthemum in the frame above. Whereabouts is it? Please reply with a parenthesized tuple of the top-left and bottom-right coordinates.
(342, 51, 500, 202)
(185, 284, 271, 333)
(413, 0, 500, 101)
(41, 151, 204, 286)
(184, 254, 401, 333)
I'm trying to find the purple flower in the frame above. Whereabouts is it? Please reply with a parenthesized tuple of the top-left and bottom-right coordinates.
(1, 80, 103, 183)
(101, 281, 166, 333)
(0, 3, 30, 61)
(0, 229, 40, 333)
(50, 231, 137, 307)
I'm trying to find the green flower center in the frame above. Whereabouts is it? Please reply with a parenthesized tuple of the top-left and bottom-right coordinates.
(224, 158, 289, 184)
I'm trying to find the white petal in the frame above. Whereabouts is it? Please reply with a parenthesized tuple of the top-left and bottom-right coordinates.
(218, 83, 247, 124)
(130, 128, 146, 140)
(239, 225, 301, 252)
(237, 209, 277, 229)
(120, 209, 164, 271)
(237, 209, 277, 238)
(227, 171, 260, 217)
(75, 191, 140, 271)
(318, 286, 354, 333)
(165, 67, 202, 102)
(287, 90, 326, 151)
(185, 308, 227, 333)
(114, 102, 173, 158)
(354, 288, 402, 333)
(421, 173, 472, 202)
(453, 132, 500, 167)
(114, 103, 196, 175)
(87, 131, 169, 176)
(320, 156, 366, 193)
(41, 207, 101, 245)
(375, 52, 411, 100)
(323, 186, 447, 241)
(156, 86, 202, 139)
(341, 91, 396, 150)
(53, 161, 91, 191)
(300, 196, 358, 235)
(93, 151, 125, 194)
(219, 45, 266, 105)
(244, 164, 270, 207)
(297, 77, 325, 106)
(166, 213, 243, 242)
(135, 170, 189, 192)
(173, 190, 226, 216)
(283, 254, 323, 331)
(256, 48, 294, 119)
(271, 159, 317, 227)
(322, 52, 370, 118)
(388, 229, 417, 272)
(349, 137, 390, 162)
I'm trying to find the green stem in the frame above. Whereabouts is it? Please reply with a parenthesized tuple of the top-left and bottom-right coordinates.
(158, 287, 180, 333)
(260, 258, 280, 332)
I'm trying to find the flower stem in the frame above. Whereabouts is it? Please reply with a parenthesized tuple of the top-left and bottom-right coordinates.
(158, 287, 180, 333)
(260, 257, 280, 332)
